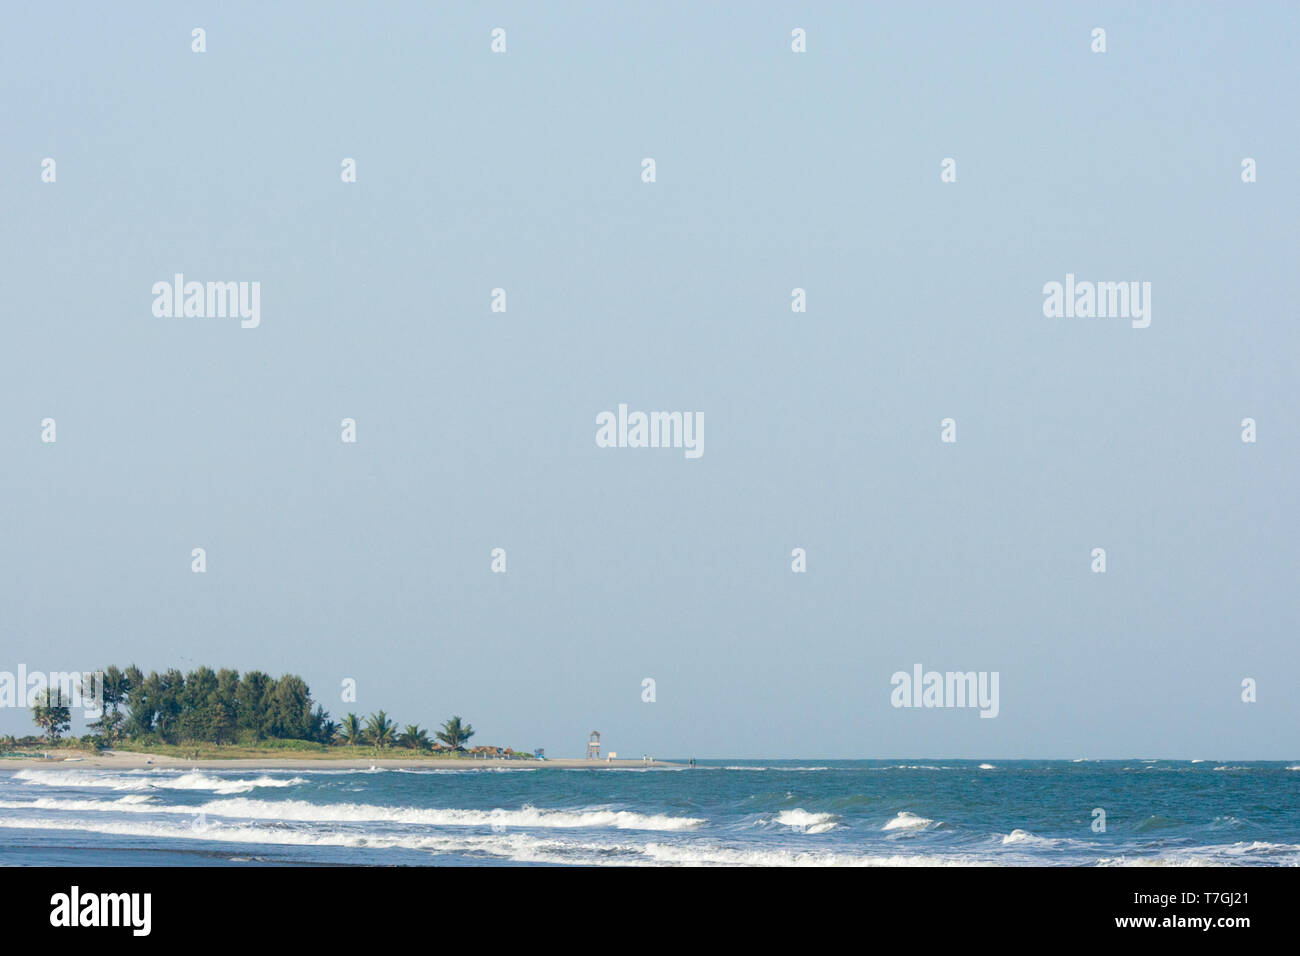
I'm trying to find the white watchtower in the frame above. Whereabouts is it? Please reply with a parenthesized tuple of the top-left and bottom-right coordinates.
(586, 731, 600, 760)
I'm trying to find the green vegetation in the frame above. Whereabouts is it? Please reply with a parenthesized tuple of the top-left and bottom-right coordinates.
(436, 715, 475, 750)
(364, 710, 396, 749)
(30, 689, 71, 742)
(339, 713, 364, 746)
(399, 724, 429, 749)
(24, 664, 533, 760)
(0, 733, 101, 757)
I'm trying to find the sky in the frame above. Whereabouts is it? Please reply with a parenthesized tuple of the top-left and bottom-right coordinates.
(1, 2, 1297, 758)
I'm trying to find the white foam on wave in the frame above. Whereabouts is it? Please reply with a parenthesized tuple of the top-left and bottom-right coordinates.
(0, 814, 990, 866)
(978, 763, 995, 770)
(8, 813, 1294, 868)
(391, 766, 539, 774)
(882, 811, 940, 832)
(158, 773, 305, 793)
(13, 769, 304, 795)
(1097, 841, 1300, 867)
(773, 809, 838, 834)
(873, 765, 949, 771)
(597, 766, 688, 773)
(719, 766, 830, 772)
(638, 842, 983, 867)
(0, 794, 705, 832)
(1000, 828, 1062, 847)
(200, 798, 705, 831)
(0, 796, 157, 813)
(0, 814, 582, 861)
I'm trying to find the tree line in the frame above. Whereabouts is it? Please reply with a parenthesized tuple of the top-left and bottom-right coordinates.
(26, 665, 478, 753)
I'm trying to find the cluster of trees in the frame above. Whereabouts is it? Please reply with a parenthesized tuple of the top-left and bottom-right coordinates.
(27, 665, 478, 754)
(335, 712, 476, 752)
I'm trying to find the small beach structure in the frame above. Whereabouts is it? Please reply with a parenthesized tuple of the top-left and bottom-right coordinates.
(586, 731, 600, 760)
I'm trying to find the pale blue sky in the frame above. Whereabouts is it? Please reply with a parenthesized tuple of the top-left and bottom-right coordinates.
(1, 2, 1297, 757)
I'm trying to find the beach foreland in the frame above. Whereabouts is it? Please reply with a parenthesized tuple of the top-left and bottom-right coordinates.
(0, 750, 681, 771)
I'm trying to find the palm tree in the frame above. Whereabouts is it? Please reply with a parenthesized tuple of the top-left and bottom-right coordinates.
(364, 711, 396, 749)
(436, 715, 475, 751)
(320, 718, 339, 745)
(339, 713, 364, 746)
(31, 689, 72, 743)
(399, 724, 430, 750)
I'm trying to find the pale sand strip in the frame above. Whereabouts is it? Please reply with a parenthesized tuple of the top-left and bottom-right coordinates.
(0, 751, 681, 771)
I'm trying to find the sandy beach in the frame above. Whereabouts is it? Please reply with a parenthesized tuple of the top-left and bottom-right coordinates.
(0, 750, 679, 771)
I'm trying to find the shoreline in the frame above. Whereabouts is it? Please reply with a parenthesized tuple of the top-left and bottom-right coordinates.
(0, 751, 681, 771)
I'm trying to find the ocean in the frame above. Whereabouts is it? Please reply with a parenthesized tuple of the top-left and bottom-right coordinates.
(1, 760, 1297, 866)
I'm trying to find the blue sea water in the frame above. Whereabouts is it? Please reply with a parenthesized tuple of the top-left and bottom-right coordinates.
(1, 760, 1297, 866)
